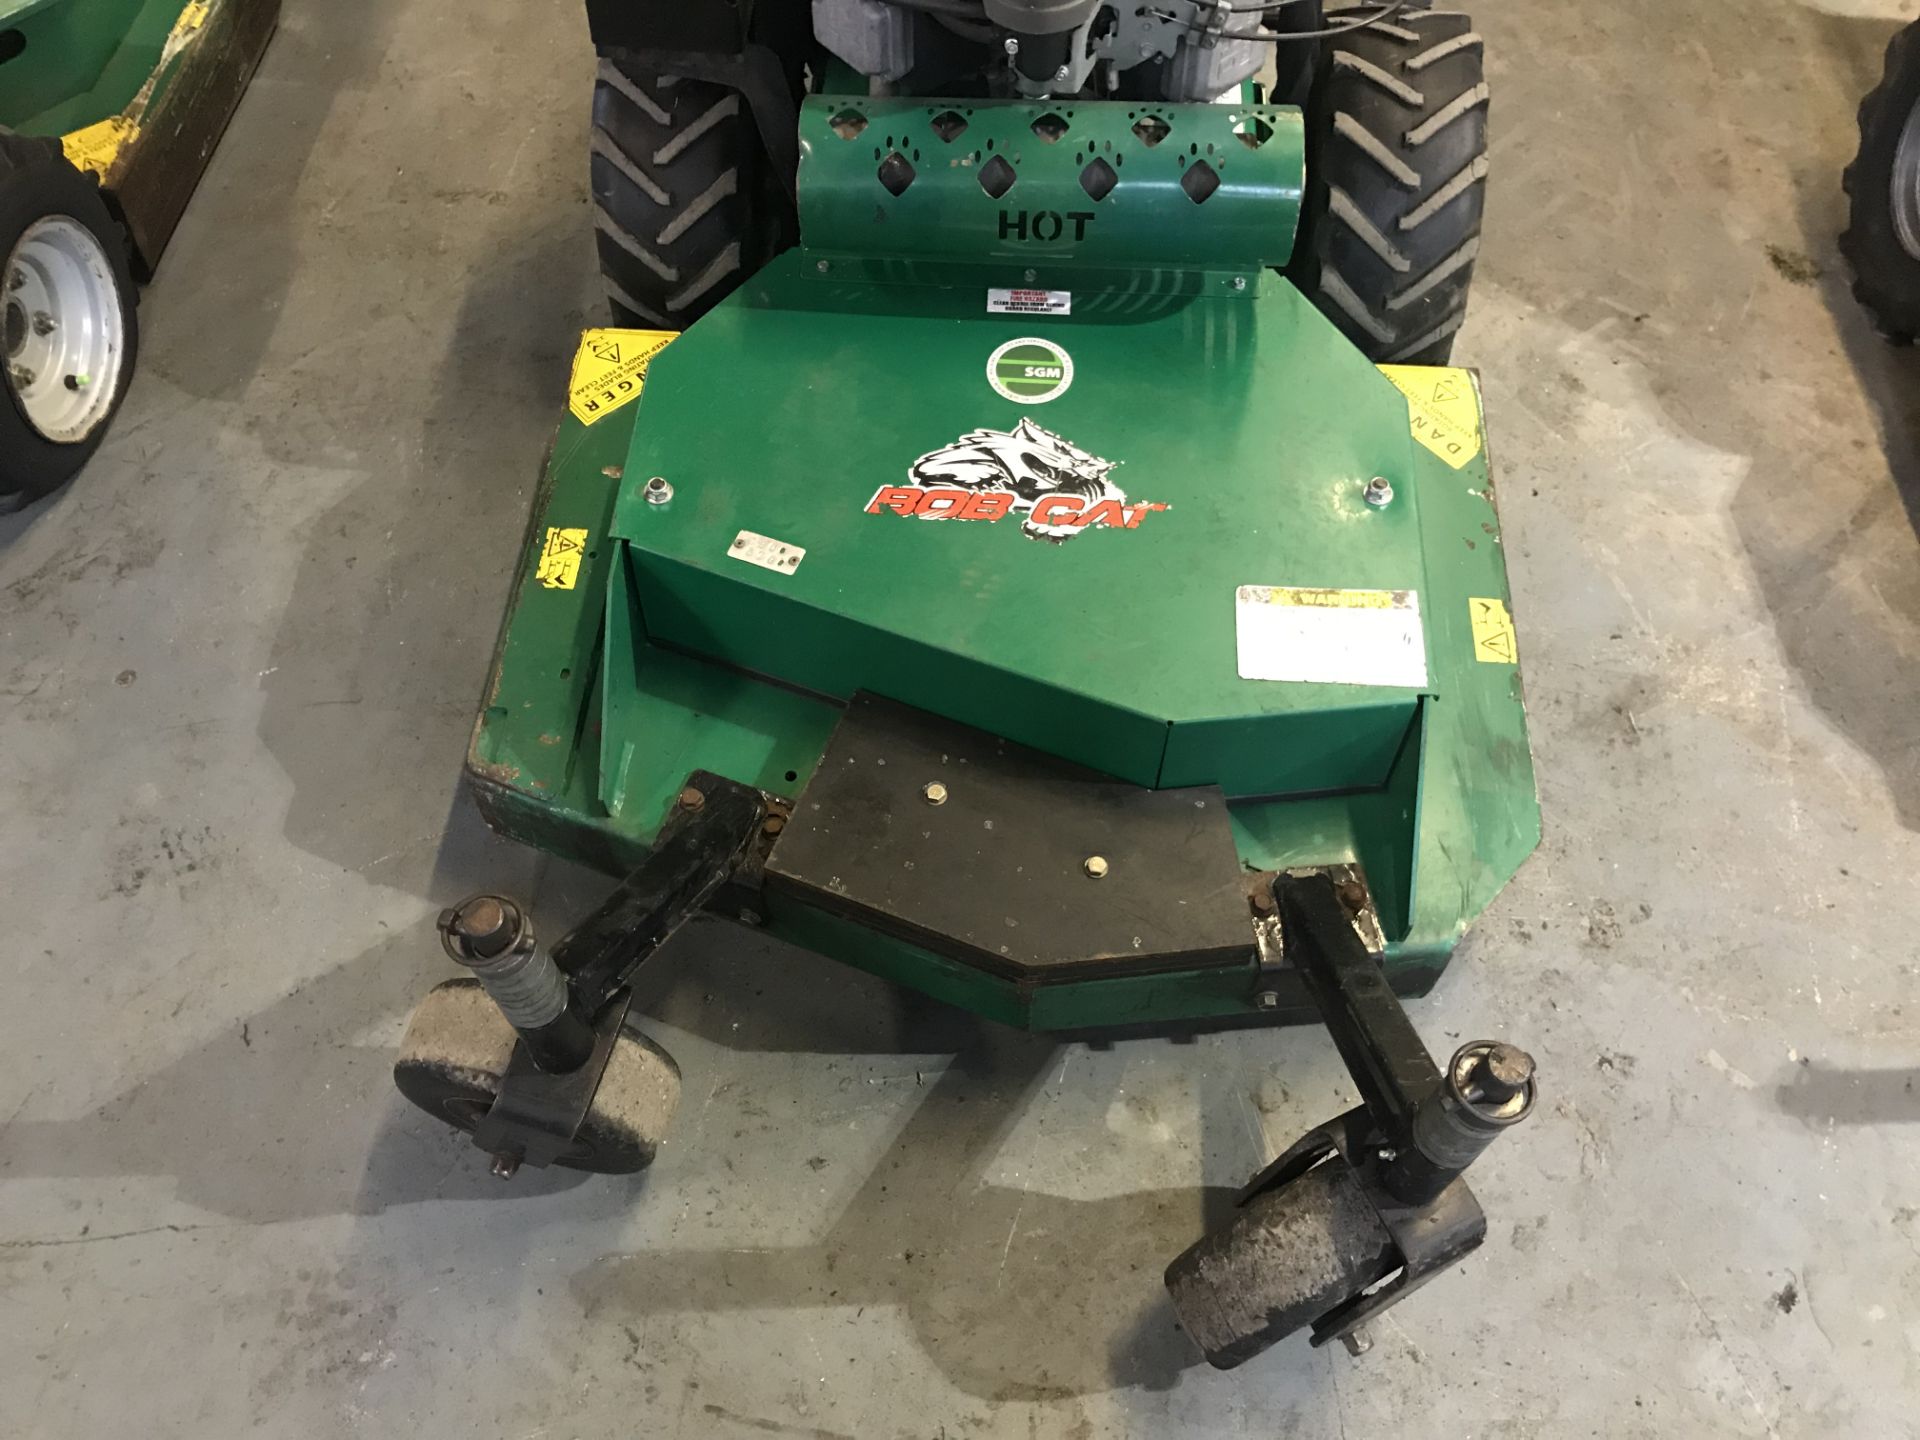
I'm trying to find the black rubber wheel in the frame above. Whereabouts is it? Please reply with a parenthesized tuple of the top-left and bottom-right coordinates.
(1164, 1160, 1400, 1369)
(589, 58, 790, 329)
(1842, 21, 1920, 342)
(0, 129, 138, 511)
(1288, 6, 1490, 364)
(392, 979, 682, 1175)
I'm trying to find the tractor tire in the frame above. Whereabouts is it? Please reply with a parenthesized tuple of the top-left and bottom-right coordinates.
(1288, 6, 1490, 365)
(589, 59, 788, 330)
(393, 978, 682, 1175)
(1842, 21, 1920, 342)
(1164, 1159, 1400, 1369)
(0, 129, 138, 512)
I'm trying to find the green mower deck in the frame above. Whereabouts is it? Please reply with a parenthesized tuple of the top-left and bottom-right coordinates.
(463, 94, 1537, 1032)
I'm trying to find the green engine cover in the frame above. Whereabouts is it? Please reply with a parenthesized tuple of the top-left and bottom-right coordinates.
(614, 261, 1422, 799)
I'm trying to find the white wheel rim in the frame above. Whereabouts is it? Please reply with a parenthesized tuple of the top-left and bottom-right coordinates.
(3, 216, 126, 444)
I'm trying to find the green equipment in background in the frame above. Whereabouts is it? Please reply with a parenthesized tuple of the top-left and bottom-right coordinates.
(0, 0, 278, 509)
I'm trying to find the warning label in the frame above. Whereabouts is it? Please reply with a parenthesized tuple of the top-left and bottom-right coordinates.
(1378, 365, 1484, 470)
(535, 527, 589, 590)
(61, 118, 137, 178)
(567, 328, 678, 426)
(1468, 596, 1517, 663)
(1236, 585, 1429, 689)
(988, 288, 1071, 317)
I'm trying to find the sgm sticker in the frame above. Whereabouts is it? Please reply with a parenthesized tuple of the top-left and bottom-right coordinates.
(1378, 364, 1483, 470)
(535, 527, 589, 590)
(1468, 596, 1517, 663)
(867, 418, 1164, 543)
(987, 337, 1074, 404)
(568, 328, 678, 425)
(1236, 586, 1429, 689)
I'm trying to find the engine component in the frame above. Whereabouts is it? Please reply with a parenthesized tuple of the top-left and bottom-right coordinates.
(814, 0, 918, 84)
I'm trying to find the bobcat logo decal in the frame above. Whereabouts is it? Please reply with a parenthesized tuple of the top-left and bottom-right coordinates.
(865, 419, 1165, 543)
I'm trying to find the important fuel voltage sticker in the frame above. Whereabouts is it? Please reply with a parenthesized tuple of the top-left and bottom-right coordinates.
(535, 528, 588, 590)
(1236, 586, 1429, 689)
(568, 328, 678, 425)
(1468, 596, 1517, 663)
(1377, 365, 1483, 470)
(988, 288, 1071, 317)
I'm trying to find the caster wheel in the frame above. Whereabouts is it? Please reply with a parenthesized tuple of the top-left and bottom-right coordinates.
(1164, 1159, 1400, 1369)
(392, 978, 681, 1174)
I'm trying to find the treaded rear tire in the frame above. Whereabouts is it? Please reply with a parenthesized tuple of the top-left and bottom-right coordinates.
(1842, 20, 1920, 343)
(589, 58, 787, 330)
(1288, 6, 1490, 364)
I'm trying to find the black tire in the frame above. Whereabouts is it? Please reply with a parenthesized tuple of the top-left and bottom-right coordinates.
(393, 979, 682, 1175)
(0, 130, 138, 511)
(1842, 21, 1920, 342)
(1288, 7, 1490, 365)
(1164, 1160, 1399, 1369)
(589, 59, 789, 330)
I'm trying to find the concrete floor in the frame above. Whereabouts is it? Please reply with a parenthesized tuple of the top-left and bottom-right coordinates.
(5, 0, 1920, 1434)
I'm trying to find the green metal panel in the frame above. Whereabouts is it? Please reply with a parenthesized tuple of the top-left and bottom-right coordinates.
(799, 95, 1304, 270)
(0, 0, 187, 134)
(613, 254, 1430, 796)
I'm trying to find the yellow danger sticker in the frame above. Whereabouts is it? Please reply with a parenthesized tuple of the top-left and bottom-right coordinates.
(568, 328, 678, 425)
(1378, 365, 1484, 470)
(535, 527, 589, 590)
(60, 117, 137, 178)
(1468, 596, 1517, 663)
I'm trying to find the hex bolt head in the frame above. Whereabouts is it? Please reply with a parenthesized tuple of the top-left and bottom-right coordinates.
(1254, 989, 1280, 1010)
(31, 311, 55, 336)
(1231, 276, 1247, 291)
(489, 1153, 521, 1180)
(1003, 36, 1020, 55)
(1363, 477, 1394, 508)
(6, 268, 23, 292)
(816, 258, 831, 273)
(1023, 268, 1038, 284)
(7, 365, 32, 389)
(922, 781, 948, 806)
(1053, 64, 1071, 82)
(644, 476, 674, 505)
(677, 785, 705, 810)
(1340, 1326, 1373, 1357)
(1084, 855, 1109, 879)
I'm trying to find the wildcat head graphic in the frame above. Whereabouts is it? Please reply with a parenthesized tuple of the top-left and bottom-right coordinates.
(865, 418, 1164, 542)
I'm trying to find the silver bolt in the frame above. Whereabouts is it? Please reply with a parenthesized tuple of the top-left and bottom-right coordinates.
(816, 258, 831, 273)
(31, 311, 55, 336)
(644, 476, 673, 505)
(489, 1153, 521, 1180)
(1340, 1327, 1373, 1357)
(1255, 989, 1279, 1010)
(922, 781, 948, 806)
(8, 364, 33, 389)
(1363, 477, 1394, 508)
(1003, 36, 1020, 56)
(6, 268, 22, 292)
(1023, 268, 1038, 284)
(1053, 64, 1071, 82)
(1083, 855, 1109, 879)
(1231, 276, 1247, 291)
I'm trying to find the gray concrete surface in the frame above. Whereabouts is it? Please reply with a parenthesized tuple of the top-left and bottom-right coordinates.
(4, 0, 1920, 1434)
